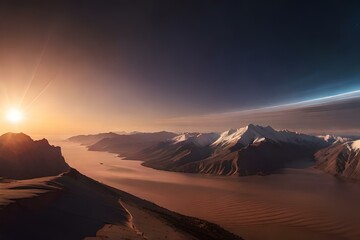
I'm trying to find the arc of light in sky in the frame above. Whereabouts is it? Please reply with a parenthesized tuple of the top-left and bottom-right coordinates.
(222, 89, 360, 116)
(20, 32, 51, 107)
(171, 89, 360, 122)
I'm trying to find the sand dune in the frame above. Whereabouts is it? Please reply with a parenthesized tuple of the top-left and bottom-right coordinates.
(0, 168, 242, 240)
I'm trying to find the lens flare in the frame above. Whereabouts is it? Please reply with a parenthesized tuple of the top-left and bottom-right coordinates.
(5, 108, 23, 124)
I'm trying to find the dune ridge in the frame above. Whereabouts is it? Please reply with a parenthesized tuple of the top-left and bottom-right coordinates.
(0, 168, 243, 240)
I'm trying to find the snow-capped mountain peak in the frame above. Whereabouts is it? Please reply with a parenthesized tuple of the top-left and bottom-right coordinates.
(172, 133, 196, 143)
(212, 124, 327, 148)
(171, 132, 220, 147)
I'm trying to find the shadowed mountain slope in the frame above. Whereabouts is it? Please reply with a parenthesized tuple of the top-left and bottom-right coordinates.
(315, 140, 360, 180)
(0, 133, 69, 179)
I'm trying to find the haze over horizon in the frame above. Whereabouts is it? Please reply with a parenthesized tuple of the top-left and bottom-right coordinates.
(0, 1, 359, 135)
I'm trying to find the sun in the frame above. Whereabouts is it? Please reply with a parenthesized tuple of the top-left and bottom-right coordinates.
(5, 108, 24, 124)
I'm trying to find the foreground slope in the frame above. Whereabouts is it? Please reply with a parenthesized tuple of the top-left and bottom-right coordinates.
(315, 140, 360, 180)
(0, 169, 242, 240)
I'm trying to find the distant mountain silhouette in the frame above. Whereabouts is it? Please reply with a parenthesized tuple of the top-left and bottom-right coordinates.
(85, 131, 178, 158)
(68, 132, 121, 145)
(0, 133, 69, 179)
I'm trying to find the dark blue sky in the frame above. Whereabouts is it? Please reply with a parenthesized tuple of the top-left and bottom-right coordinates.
(65, 0, 360, 112)
(1, 1, 359, 133)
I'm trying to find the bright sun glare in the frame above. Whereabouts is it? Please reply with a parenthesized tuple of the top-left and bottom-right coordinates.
(5, 108, 24, 124)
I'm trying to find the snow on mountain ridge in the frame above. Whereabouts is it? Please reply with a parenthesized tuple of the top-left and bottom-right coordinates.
(172, 133, 196, 143)
(318, 134, 350, 144)
(351, 140, 360, 150)
(171, 132, 220, 146)
(212, 124, 326, 148)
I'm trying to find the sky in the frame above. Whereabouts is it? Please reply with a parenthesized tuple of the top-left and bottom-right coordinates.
(0, 1, 359, 135)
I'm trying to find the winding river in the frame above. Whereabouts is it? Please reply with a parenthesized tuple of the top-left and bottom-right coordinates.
(54, 140, 360, 240)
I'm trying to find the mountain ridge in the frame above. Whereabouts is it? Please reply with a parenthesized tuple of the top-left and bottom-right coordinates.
(0, 132, 69, 179)
(69, 124, 357, 178)
(315, 140, 360, 180)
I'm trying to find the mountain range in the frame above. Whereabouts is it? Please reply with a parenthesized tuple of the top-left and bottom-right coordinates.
(70, 124, 358, 179)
